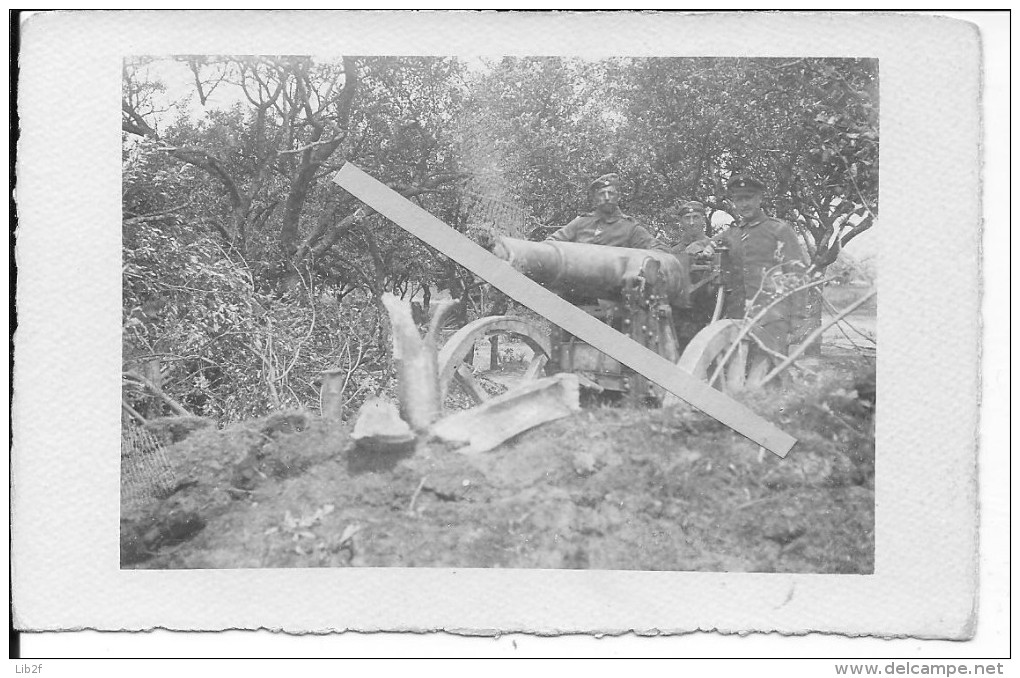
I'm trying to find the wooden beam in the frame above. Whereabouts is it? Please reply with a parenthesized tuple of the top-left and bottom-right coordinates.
(332, 163, 796, 457)
(454, 364, 490, 404)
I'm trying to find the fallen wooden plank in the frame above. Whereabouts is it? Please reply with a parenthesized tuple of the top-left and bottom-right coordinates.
(430, 373, 581, 454)
(332, 163, 796, 457)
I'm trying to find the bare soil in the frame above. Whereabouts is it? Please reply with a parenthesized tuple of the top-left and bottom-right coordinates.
(122, 348, 875, 573)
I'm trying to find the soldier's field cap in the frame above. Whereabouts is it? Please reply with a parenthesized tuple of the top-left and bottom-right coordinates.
(589, 173, 621, 192)
(677, 201, 706, 217)
(727, 173, 766, 194)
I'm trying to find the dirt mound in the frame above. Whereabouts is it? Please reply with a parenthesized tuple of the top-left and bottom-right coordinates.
(122, 357, 874, 572)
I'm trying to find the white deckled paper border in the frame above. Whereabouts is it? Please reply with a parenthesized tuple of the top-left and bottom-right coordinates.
(13, 11, 981, 638)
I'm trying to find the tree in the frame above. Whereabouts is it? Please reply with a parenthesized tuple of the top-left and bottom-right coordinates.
(122, 55, 469, 296)
(122, 55, 880, 421)
(122, 56, 474, 421)
(469, 57, 878, 266)
(124, 56, 351, 256)
(612, 57, 878, 266)
(461, 57, 618, 230)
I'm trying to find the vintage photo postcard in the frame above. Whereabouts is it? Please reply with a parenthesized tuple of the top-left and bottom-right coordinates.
(13, 11, 983, 641)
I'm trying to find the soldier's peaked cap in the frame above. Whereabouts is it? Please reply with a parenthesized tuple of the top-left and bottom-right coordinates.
(727, 173, 766, 193)
(589, 173, 621, 192)
(677, 201, 706, 217)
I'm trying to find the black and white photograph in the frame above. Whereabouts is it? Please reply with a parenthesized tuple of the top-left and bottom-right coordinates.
(119, 54, 878, 573)
(14, 10, 992, 650)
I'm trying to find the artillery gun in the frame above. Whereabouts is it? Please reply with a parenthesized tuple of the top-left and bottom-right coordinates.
(333, 162, 798, 456)
(437, 236, 777, 407)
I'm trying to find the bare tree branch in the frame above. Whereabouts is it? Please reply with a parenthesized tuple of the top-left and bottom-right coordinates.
(185, 58, 230, 106)
(278, 57, 359, 256)
(838, 213, 874, 248)
(122, 100, 158, 137)
(124, 200, 194, 225)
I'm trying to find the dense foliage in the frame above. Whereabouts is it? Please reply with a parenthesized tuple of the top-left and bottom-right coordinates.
(123, 55, 877, 422)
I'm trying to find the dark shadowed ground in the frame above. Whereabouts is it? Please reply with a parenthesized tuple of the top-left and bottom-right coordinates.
(122, 345, 875, 573)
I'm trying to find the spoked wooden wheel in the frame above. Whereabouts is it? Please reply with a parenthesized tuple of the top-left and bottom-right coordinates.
(667, 319, 774, 404)
(436, 316, 553, 406)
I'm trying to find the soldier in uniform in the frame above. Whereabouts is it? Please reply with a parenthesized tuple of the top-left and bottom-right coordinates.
(692, 174, 808, 354)
(547, 173, 669, 252)
(669, 200, 713, 257)
(668, 201, 716, 342)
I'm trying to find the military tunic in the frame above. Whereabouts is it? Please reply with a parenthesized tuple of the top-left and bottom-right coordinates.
(714, 213, 808, 352)
(670, 226, 711, 257)
(669, 226, 716, 341)
(547, 208, 669, 252)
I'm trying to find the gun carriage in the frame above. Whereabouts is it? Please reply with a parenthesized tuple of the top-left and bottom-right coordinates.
(437, 236, 776, 407)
